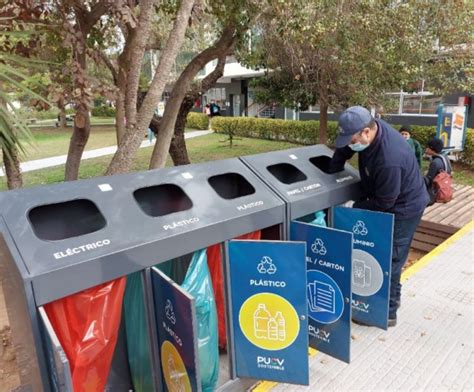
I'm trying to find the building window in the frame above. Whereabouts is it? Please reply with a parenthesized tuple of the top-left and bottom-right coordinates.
(385, 92, 442, 116)
(301, 104, 334, 114)
(204, 88, 226, 106)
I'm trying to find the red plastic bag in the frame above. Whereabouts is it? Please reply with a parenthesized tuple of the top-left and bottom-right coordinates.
(207, 231, 261, 350)
(44, 278, 127, 392)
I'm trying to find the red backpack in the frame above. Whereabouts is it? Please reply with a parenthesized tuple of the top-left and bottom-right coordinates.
(433, 155, 453, 203)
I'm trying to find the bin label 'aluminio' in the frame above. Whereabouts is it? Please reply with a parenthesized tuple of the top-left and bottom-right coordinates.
(334, 207, 394, 330)
(290, 221, 352, 363)
(228, 240, 309, 385)
(151, 267, 201, 392)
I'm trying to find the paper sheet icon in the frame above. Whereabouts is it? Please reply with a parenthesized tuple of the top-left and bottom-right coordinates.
(308, 281, 335, 314)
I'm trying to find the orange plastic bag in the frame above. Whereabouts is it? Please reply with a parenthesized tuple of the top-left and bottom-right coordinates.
(207, 230, 261, 349)
(44, 278, 127, 392)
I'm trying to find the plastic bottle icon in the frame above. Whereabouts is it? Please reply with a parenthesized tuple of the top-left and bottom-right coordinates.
(275, 311, 286, 341)
(168, 355, 185, 392)
(267, 317, 278, 340)
(254, 304, 271, 339)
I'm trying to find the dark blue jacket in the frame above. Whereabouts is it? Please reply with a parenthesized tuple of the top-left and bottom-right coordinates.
(330, 119, 429, 220)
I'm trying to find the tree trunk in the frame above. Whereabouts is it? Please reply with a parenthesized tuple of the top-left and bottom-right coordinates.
(168, 55, 228, 166)
(115, 50, 129, 145)
(63, 3, 110, 181)
(64, 41, 91, 181)
(124, 0, 156, 132)
(2, 146, 23, 189)
(106, 0, 195, 176)
(319, 100, 328, 144)
(65, 103, 91, 181)
(169, 97, 194, 165)
(149, 26, 236, 169)
(115, 87, 126, 144)
(58, 97, 67, 128)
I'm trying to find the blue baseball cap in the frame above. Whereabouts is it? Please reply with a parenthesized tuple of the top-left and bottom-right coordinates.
(335, 106, 374, 148)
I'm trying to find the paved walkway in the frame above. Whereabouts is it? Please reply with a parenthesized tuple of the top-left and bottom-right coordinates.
(0, 130, 212, 177)
(255, 222, 474, 392)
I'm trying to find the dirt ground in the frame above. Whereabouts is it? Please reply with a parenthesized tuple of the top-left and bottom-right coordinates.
(0, 281, 20, 392)
(0, 248, 427, 392)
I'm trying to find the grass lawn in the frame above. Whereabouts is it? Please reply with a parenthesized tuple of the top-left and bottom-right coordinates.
(0, 134, 298, 190)
(1, 132, 473, 191)
(9, 125, 118, 162)
(6, 125, 202, 163)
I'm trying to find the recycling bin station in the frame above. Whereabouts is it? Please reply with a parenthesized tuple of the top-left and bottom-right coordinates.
(241, 144, 362, 234)
(0, 157, 286, 392)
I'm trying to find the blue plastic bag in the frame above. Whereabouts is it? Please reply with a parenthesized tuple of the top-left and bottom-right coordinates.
(181, 249, 219, 392)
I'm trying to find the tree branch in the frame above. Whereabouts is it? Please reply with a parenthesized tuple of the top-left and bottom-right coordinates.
(124, 0, 157, 129)
(83, 0, 110, 32)
(97, 50, 118, 85)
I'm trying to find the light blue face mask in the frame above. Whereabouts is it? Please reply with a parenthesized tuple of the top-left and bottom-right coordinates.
(349, 142, 370, 152)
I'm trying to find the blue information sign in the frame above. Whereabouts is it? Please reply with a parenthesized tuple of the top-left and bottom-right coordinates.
(228, 240, 308, 385)
(333, 207, 394, 330)
(290, 221, 352, 363)
(151, 267, 200, 392)
(436, 104, 468, 151)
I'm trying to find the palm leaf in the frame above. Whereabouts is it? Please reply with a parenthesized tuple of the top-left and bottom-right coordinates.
(0, 70, 50, 105)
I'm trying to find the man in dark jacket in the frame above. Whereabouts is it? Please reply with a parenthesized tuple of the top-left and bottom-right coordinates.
(329, 106, 429, 327)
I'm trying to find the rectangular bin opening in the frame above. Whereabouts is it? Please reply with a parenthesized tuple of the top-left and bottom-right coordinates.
(208, 172, 255, 200)
(28, 199, 106, 241)
(267, 163, 307, 184)
(309, 155, 333, 174)
(134, 184, 193, 217)
(260, 224, 281, 240)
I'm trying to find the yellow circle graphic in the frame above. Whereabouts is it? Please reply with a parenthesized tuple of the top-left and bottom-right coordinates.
(161, 340, 192, 392)
(239, 292, 300, 351)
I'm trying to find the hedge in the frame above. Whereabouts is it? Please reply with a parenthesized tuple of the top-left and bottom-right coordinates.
(212, 116, 474, 167)
(186, 112, 209, 130)
(91, 105, 116, 117)
(211, 116, 338, 145)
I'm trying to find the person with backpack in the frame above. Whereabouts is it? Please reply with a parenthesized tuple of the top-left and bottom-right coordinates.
(424, 137, 453, 205)
(399, 125, 423, 169)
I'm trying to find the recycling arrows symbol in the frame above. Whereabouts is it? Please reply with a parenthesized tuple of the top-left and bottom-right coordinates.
(311, 238, 327, 255)
(352, 220, 368, 236)
(257, 255, 277, 274)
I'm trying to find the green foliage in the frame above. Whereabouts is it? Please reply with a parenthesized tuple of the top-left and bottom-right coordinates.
(91, 105, 116, 117)
(186, 112, 209, 130)
(241, 0, 473, 112)
(212, 116, 474, 168)
(212, 116, 323, 144)
(460, 128, 474, 166)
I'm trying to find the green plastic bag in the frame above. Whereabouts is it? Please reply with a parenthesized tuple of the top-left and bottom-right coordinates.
(157, 255, 192, 285)
(123, 272, 154, 392)
(311, 210, 327, 227)
(181, 249, 219, 392)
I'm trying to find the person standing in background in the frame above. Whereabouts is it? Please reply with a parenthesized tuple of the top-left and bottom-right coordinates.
(424, 137, 453, 205)
(399, 125, 423, 169)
